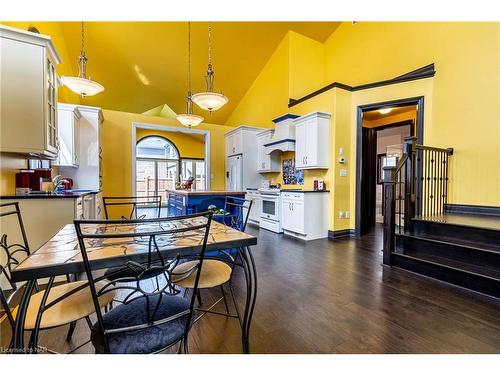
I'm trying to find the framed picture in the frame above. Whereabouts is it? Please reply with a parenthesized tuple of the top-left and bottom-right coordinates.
(282, 158, 304, 185)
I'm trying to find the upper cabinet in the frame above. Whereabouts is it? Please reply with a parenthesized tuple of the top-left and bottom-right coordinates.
(0, 26, 62, 158)
(294, 112, 331, 169)
(54, 104, 81, 167)
(225, 130, 244, 156)
(256, 130, 280, 173)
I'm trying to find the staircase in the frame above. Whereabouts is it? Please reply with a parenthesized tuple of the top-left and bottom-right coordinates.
(382, 137, 500, 299)
(392, 214, 500, 298)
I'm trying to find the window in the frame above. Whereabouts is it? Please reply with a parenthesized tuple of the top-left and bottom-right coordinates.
(136, 136, 180, 203)
(135, 136, 206, 202)
(181, 159, 206, 190)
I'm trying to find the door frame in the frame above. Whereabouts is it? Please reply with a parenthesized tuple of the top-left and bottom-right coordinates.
(355, 96, 424, 236)
(131, 123, 211, 196)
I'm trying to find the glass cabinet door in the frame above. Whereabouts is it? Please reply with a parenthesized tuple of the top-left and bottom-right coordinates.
(46, 59, 58, 153)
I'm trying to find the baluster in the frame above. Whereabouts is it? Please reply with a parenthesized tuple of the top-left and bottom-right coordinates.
(439, 150, 444, 213)
(382, 165, 397, 265)
(443, 154, 450, 209)
(403, 136, 416, 232)
(431, 151, 436, 215)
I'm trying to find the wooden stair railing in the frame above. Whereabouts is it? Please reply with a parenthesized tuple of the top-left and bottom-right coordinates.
(382, 136, 454, 265)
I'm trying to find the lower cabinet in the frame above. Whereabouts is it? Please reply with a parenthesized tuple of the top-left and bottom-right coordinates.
(168, 193, 187, 216)
(245, 190, 262, 225)
(281, 191, 329, 240)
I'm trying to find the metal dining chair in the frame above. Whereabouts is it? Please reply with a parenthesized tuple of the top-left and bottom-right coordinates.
(171, 196, 252, 325)
(0, 202, 115, 353)
(74, 211, 213, 354)
(101, 195, 162, 284)
(102, 195, 162, 220)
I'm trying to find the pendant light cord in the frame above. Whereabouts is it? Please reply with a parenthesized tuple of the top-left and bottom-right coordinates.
(81, 21, 85, 56)
(188, 22, 191, 93)
(207, 21, 212, 66)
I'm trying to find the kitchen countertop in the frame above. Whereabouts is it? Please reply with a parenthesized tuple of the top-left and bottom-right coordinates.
(166, 189, 246, 196)
(0, 190, 99, 199)
(281, 189, 330, 193)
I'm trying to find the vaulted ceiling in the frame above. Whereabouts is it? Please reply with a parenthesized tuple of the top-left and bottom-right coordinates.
(58, 22, 340, 124)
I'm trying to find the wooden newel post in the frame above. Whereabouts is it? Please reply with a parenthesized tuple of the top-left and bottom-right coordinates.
(403, 136, 417, 232)
(382, 166, 397, 266)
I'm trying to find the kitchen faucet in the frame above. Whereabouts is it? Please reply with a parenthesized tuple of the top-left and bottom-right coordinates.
(52, 175, 69, 192)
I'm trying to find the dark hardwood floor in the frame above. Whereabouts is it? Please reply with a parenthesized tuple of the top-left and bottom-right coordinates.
(2, 224, 500, 354)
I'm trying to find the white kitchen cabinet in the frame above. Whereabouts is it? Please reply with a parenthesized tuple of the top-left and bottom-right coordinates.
(57, 105, 103, 191)
(225, 126, 265, 191)
(245, 190, 262, 225)
(281, 191, 329, 240)
(0, 25, 61, 158)
(281, 193, 305, 234)
(256, 130, 280, 173)
(54, 104, 81, 167)
(225, 130, 244, 156)
(294, 112, 331, 169)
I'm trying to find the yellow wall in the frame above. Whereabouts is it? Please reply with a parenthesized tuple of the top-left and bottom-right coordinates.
(225, 33, 291, 128)
(100, 110, 231, 198)
(325, 22, 500, 208)
(288, 31, 325, 100)
(225, 22, 500, 232)
(136, 128, 205, 159)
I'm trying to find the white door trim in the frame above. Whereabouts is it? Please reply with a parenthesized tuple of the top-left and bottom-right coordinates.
(131, 122, 211, 196)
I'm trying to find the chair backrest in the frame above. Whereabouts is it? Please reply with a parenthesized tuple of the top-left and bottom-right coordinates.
(74, 210, 213, 353)
(223, 196, 253, 232)
(102, 195, 162, 220)
(0, 202, 31, 329)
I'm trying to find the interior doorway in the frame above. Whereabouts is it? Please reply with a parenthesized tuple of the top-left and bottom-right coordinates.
(356, 97, 424, 236)
(131, 123, 211, 203)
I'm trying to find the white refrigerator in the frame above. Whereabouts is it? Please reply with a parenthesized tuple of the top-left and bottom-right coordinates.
(226, 155, 243, 191)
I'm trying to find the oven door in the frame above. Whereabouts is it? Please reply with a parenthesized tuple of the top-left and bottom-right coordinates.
(260, 194, 279, 221)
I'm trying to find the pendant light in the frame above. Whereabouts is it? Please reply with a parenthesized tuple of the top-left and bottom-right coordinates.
(191, 22, 228, 112)
(61, 22, 104, 97)
(176, 22, 204, 128)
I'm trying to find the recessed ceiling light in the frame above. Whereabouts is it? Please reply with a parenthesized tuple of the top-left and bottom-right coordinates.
(378, 108, 393, 115)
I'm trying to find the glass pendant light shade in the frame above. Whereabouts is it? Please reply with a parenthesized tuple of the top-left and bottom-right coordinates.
(191, 91, 228, 112)
(192, 22, 228, 112)
(61, 22, 104, 97)
(61, 76, 104, 96)
(177, 23, 204, 128)
(176, 112, 204, 127)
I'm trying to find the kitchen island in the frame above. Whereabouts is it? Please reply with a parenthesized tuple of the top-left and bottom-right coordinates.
(166, 189, 246, 216)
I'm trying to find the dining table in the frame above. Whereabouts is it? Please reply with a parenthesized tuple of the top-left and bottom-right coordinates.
(9, 217, 258, 353)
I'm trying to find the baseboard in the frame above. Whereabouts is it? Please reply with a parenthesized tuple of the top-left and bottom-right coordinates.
(328, 229, 356, 240)
(444, 204, 500, 217)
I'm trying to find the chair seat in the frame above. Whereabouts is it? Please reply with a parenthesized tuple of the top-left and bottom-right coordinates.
(12, 281, 114, 330)
(91, 294, 190, 354)
(103, 266, 137, 281)
(104, 262, 166, 282)
(172, 259, 232, 289)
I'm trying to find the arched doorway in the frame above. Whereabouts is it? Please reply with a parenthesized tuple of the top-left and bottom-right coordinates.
(135, 136, 180, 203)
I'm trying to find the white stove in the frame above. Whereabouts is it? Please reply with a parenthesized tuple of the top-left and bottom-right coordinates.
(258, 188, 283, 233)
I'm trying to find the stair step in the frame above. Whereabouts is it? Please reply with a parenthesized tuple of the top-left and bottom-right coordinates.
(411, 214, 500, 248)
(396, 234, 500, 273)
(406, 233, 500, 253)
(394, 240, 500, 279)
(391, 253, 500, 299)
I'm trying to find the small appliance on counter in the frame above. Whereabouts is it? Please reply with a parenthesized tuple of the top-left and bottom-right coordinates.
(313, 178, 326, 191)
(15, 169, 34, 195)
(15, 167, 52, 194)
